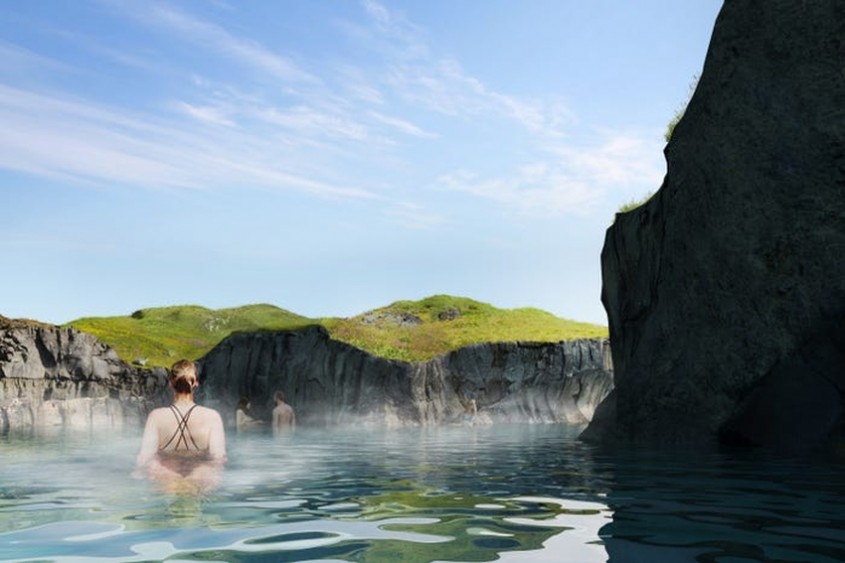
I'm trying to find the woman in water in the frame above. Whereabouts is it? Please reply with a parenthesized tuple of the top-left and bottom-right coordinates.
(235, 396, 263, 431)
(135, 359, 227, 493)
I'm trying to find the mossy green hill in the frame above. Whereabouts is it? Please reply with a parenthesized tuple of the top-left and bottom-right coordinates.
(65, 295, 608, 367)
(66, 304, 313, 368)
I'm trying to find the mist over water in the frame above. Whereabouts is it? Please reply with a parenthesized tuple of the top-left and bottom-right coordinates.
(1, 423, 842, 562)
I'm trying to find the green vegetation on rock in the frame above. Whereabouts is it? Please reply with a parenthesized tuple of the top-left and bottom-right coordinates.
(321, 295, 607, 362)
(65, 295, 608, 367)
(617, 191, 655, 214)
(613, 75, 701, 218)
(664, 74, 699, 143)
(67, 304, 313, 368)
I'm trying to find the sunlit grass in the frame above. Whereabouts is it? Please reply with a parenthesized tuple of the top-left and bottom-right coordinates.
(617, 190, 655, 214)
(67, 304, 313, 368)
(322, 295, 607, 361)
(66, 295, 608, 366)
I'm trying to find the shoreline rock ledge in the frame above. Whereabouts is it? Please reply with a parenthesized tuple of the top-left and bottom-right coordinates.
(581, 0, 844, 454)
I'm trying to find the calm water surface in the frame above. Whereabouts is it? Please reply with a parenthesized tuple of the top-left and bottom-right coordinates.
(0, 423, 842, 562)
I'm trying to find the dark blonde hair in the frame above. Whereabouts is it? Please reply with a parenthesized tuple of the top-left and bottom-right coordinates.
(170, 359, 198, 394)
(274, 390, 286, 403)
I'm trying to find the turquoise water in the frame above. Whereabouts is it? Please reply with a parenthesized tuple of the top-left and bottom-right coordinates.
(0, 423, 842, 562)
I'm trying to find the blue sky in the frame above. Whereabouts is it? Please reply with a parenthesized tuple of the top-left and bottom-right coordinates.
(1, 1, 722, 326)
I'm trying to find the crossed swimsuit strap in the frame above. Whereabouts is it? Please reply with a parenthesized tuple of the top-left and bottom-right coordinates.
(161, 404, 200, 451)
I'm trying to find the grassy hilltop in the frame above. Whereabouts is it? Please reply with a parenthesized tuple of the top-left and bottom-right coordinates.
(66, 295, 608, 367)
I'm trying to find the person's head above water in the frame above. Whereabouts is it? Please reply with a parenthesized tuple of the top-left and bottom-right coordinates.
(170, 359, 198, 394)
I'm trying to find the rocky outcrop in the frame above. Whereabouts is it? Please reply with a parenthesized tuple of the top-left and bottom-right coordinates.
(0, 318, 167, 434)
(582, 0, 845, 453)
(196, 326, 613, 428)
(0, 317, 612, 432)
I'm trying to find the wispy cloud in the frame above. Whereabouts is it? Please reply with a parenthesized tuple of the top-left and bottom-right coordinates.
(435, 133, 663, 216)
(336, 65, 385, 105)
(548, 133, 663, 187)
(48, 28, 163, 74)
(360, 0, 430, 59)
(0, 40, 74, 75)
(436, 167, 598, 217)
(254, 105, 370, 142)
(356, 1, 661, 215)
(141, 3, 317, 83)
(0, 0, 661, 220)
(356, 2, 569, 135)
(0, 83, 375, 198)
(368, 111, 435, 138)
(174, 101, 235, 126)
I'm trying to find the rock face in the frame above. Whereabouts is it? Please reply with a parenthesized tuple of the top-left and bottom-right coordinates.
(0, 318, 167, 434)
(583, 0, 845, 453)
(197, 326, 613, 428)
(1, 318, 613, 432)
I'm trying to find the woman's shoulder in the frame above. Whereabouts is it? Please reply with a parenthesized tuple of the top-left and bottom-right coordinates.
(195, 405, 224, 420)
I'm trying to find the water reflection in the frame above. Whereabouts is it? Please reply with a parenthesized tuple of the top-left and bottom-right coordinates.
(595, 446, 845, 562)
(1, 424, 843, 562)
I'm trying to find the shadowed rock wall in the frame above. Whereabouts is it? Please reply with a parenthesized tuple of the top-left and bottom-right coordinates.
(583, 0, 845, 453)
(197, 326, 613, 427)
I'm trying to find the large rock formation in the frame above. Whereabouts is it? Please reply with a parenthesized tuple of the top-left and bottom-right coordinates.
(0, 316, 167, 434)
(583, 0, 844, 453)
(1, 316, 613, 432)
(197, 326, 613, 428)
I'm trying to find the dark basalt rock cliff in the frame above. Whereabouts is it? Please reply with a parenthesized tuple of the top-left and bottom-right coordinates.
(1, 316, 613, 431)
(0, 316, 167, 433)
(197, 326, 613, 428)
(582, 0, 845, 453)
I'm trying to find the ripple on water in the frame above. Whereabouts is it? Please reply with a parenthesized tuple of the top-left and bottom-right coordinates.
(1, 424, 843, 562)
